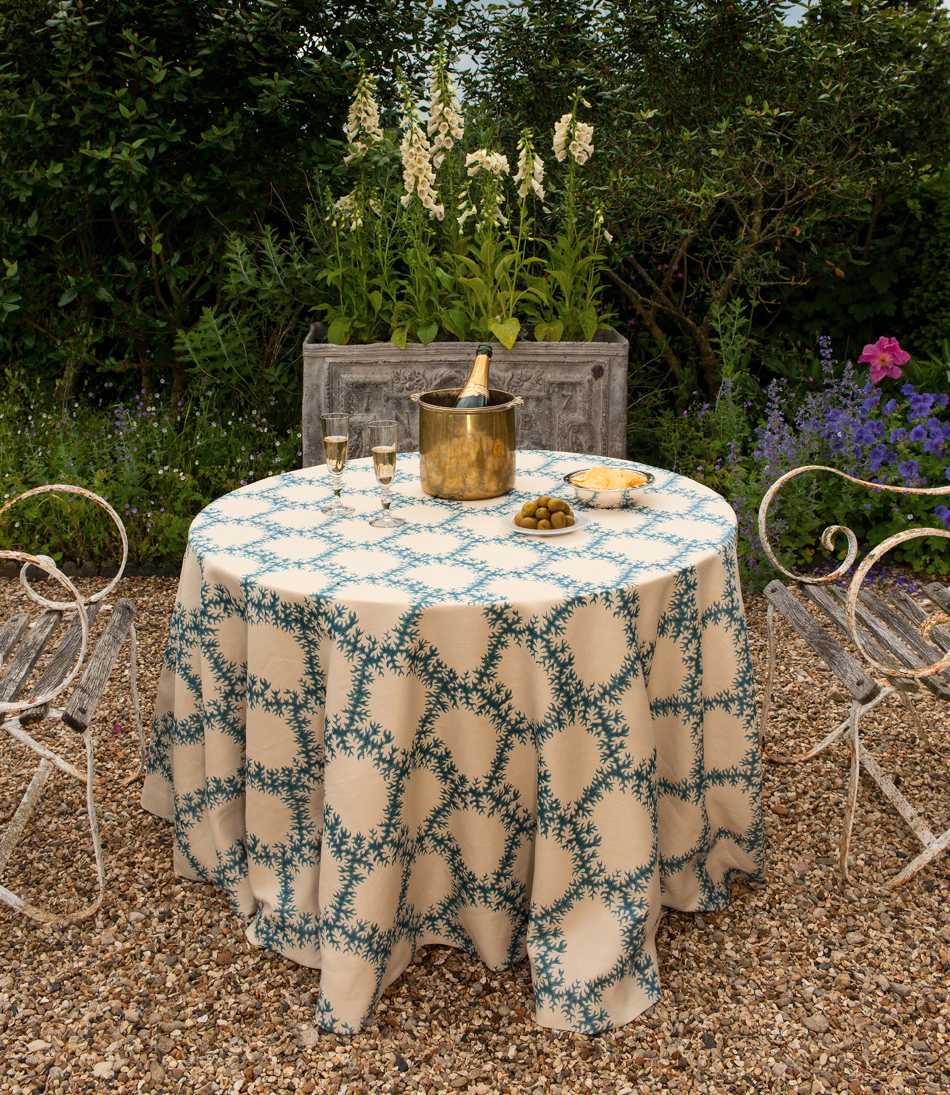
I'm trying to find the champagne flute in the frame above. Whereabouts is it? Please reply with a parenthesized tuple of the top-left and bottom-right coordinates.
(321, 413, 355, 515)
(368, 420, 405, 528)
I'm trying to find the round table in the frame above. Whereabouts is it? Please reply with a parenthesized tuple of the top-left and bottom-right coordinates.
(142, 450, 764, 1034)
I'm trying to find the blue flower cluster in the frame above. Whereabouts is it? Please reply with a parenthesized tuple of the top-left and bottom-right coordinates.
(750, 336, 950, 533)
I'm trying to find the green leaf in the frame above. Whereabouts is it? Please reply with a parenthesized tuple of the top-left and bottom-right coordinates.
(534, 321, 564, 342)
(435, 267, 455, 291)
(579, 305, 597, 342)
(444, 309, 470, 341)
(523, 273, 551, 297)
(390, 326, 408, 350)
(417, 323, 438, 346)
(327, 317, 352, 344)
(492, 252, 516, 281)
(57, 288, 78, 307)
(490, 317, 520, 349)
(458, 275, 489, 305)
(369, 290, 383, 313)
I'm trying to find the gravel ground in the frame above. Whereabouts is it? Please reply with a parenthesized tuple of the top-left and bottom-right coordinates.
(0, 573, 948, 1095)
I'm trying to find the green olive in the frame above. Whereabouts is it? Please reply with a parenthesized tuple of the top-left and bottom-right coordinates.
(522, 501, 538, 517)
(548, 498, 566, 513)
(535, 507, 551, 521)
(564, 514, 575, 526)
(550, 511, 566, 529)
(536, 519, 552, 530)
(521, 516, 538, 529)
(514, 513, 523, 526)
(536, 496, 551, 509)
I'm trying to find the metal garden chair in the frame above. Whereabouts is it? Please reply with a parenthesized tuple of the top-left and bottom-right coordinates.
(0, 485, 144, 924)
(758, 465, 950, 887)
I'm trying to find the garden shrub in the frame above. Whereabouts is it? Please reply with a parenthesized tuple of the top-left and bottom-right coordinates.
(665, 337, 950, 588)
(481, 0, 950, 396)
(0, 382, 300, 564)
(0, 0, 444, 400)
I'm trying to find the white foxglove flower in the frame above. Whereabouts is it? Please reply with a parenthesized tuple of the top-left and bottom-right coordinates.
(513, 134, 545, 200)
(457, 186, 477, 230)
(344, 72, 384, 164)
(400, 122, 445, 220)
(332, 190, 363, 229)
(464, 149, 510, 177)
(595, 209, 613, 243)
(572, 121, 594, 164)
(553, 111, 594, 165)
(427, 56, 464, 169)
(553, 113, 571, 162)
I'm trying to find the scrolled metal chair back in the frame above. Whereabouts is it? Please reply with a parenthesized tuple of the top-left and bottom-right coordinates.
(757, 465, 950, 680)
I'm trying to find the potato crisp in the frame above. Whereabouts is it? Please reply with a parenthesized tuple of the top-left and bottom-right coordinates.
(573, 466, 649, 490)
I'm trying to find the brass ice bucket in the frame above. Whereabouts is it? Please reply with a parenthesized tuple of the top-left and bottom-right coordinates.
(410, 388, 524, 500)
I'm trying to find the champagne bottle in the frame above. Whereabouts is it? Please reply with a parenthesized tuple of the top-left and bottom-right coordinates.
(455, 343, 493, 408)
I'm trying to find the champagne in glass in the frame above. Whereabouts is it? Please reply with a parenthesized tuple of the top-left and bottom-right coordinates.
(368, 421, 405, 528)
(324, 435, 348, 475)
(321, 413, 355, 515)
(371, 444, 397, 486)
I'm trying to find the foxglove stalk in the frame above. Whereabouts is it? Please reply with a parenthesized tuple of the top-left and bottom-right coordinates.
(344, 72, 384, 164)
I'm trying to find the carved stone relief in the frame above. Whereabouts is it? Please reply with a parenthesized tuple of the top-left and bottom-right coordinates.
(301, 323, 628, 467)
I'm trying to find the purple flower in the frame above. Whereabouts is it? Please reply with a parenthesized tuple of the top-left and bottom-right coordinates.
(936, 505, 950, 529)
(910, 425, 928, 442)
(883, 398, 897, 414)
(898, 460, 921, 480)
(890, 427, 907, 443)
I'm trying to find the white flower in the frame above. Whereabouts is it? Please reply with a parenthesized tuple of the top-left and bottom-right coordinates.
(344, 72, 384, 164)
(332, 190, 362, 229)
(572, 121, 594, 164)
(595, 208, 613, 243)
(465, 149, 510, 177)
(553, 111, 594, 165)
(400, 122, 445, 220)
(427, 57, 464, 169)
(553, 113, 572, 162)
(457, 186, 477, 230)
(513, 134, 545, 200)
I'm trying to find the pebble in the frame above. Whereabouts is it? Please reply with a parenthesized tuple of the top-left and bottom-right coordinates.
(0, 575, 948, 1095)
(803, 1014, 831, 1033)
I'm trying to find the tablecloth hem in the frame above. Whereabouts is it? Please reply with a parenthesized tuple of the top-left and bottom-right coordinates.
(140, 776, 174, 823)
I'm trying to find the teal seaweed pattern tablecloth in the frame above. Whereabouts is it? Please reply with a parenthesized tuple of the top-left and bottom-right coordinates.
(142, 450, 764, 1033)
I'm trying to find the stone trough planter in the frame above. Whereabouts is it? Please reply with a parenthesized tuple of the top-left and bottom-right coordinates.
(301, 322, 629, 467)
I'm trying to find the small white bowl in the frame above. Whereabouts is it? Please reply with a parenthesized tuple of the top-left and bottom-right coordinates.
(562, 468, 656, 509)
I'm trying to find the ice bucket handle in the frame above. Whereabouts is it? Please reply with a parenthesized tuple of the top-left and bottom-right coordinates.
(410, 392, 524, 408)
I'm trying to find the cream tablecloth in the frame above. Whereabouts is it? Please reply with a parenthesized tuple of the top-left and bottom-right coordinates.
(142, 450, 763, 1033)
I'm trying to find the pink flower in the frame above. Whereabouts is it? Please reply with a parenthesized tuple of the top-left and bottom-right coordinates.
(859, 336, 910, 384)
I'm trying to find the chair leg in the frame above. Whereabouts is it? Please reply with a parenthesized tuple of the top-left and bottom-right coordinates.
(896, 688, 930, 751)
(0, 759, 53, 880)
(0, 731, 105, 925)
(759, 602, 776, 751)
(840, 700, 864, 881)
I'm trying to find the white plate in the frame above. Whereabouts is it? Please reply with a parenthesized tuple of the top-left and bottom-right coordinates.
(500, 512, 591, 537)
